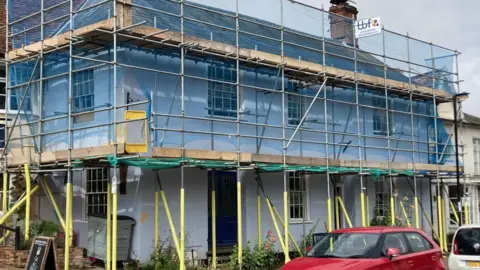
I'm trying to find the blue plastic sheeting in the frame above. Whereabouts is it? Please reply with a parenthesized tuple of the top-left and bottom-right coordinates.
(9, 0, 112, 48)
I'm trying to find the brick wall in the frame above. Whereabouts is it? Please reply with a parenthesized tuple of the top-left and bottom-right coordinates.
(0, 246, 84, 268)
(329, 3, 358, 47)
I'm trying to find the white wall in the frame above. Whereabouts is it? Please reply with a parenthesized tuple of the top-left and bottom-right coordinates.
(36, 167, 435, 263)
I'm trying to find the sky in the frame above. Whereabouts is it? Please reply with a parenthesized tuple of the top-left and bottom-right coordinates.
(194, 0, 480, 116)
(297, 0, 480, 116)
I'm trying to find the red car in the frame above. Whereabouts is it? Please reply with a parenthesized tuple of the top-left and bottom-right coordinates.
(282, 227, 445, 270)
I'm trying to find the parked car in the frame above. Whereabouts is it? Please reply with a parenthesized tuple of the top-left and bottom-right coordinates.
(282, 227, 445, 270)
(448, 224, 480, 269)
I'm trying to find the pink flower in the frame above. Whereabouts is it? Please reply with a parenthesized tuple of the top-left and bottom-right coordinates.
(272, 236, 276, 242)
(265, 244, 270, 249)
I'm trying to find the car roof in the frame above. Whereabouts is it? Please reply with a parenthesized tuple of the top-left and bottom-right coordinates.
(456, 224, 480, 230)
(332, 226, 426, 234)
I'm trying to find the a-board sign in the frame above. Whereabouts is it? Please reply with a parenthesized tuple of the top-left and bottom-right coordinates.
(25, 236, 58, 270)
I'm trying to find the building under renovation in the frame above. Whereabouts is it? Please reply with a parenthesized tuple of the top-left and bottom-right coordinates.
(0, 0, 466, 268)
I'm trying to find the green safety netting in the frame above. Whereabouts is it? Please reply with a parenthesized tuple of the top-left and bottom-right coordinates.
(97, 156, 414, 180)
(256, 164, 414, 180)
(103, 156, 238, 170)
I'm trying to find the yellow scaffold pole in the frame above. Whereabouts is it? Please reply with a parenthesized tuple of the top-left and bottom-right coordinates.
(327, 173, 333, 232)
(69, 183, 73, 246)
(273, 207, 301, 254)
(266, 198, 286, 253)
(390, 177, 395, 226)
(448, 199, 460, 225)
(180, 186, 185, 270)
(399, 201, 411, 227)
(0, 186, 39, 225)
(413, 176, 419, 229)
(24, 164, 31, 240)
(257, 186, 261, 249)
(42, 176, 66, 232)
(155, 172, 181, 258)
(237, 179, 242, 268)
(106, 184, 111, 270)
(465, 200, 469, 224)
(360, 176, 366, 227)
(155, 191, 159, 249)
(441, 197, 448, 252)
(335, 195, 340, 229)
(283, 189, 290, 263)
(438, 195, 445, 253)
(160, 189, 181, 257)
(2, 172, 7, 213)
(337, 197, 352, 228)
(212, 186, 217, 269)
(65, 181, 72, 270)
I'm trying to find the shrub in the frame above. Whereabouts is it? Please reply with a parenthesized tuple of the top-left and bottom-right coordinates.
(229, 231, 278, 270)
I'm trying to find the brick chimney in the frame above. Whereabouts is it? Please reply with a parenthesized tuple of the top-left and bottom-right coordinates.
(329, 1, 358, 47)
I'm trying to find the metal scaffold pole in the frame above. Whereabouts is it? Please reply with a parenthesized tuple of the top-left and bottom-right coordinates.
(406, 32, 420, 229)
(235, 1, 243, 268)
(65, 0, 74, 268)
(180, 1, 186, 269)
(279, 0, 290, 264)
(352, 12, 366, 227)
(111, 0, 120, 269)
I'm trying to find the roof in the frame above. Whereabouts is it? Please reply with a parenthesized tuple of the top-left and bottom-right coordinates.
(464, 113, 480, 126)
(134, 1, 410, 83)
(9, 0, 455, 94)
(332, 226, 426, 234)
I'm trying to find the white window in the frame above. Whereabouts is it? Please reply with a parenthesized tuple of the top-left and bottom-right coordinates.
(73, 69, 95, 112)
(289, 172, 309, 221)
(374, 177, 390, 217)
(85, 168, 109, 217)
(287, 81, 304, 126)
(207, 64, 237, 118)
(473, 138, 480, 175)
(372, 95, 394, 135)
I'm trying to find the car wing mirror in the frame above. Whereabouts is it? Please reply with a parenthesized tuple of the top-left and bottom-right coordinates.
(387, 248, 400, 261)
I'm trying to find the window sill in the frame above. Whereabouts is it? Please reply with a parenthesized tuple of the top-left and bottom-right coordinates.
(289, 220, 313, 225)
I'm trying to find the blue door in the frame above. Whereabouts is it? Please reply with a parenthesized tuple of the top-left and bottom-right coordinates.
(208, 171, 237, 248)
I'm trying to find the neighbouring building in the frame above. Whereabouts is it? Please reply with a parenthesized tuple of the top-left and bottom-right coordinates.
(2, 0, 464, 265)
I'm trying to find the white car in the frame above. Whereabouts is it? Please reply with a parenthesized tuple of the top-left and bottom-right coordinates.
(449, 225, 480, 269)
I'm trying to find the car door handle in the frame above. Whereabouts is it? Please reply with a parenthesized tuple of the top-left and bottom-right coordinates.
(432, 255, 437, 261)
(407, 260, 414, 265)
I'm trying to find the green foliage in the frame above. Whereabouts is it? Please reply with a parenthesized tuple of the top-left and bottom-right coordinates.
(292, 219, 320, 258)
(9, 173, 26, 220)
(370, 204, 404, 227)
(30, 220, 60, 238)
(229, 231, 278, 270)
(125, 237, 181, 270)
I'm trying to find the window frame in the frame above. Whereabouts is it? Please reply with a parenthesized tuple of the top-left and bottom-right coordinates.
(372, 95, 395, 135)
(288, 171, 310, 223)
(381, 232, 410, 256)
(473, 138, 480, 175)
(73, 69, 95, 113)
(374, 177, 390, 218)
(206, 63, 238, 118)
(403, 232, 433, 253)
(286, 81, 306, 126)
(84, 167, 109, 220)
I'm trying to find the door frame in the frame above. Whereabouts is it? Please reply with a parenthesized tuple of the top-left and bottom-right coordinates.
(207, 170, 238, 248)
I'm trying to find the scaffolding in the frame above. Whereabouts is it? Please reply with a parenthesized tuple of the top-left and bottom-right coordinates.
(1, 0, 466, 269)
